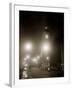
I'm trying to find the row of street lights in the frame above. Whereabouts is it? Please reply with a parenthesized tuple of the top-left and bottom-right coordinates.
(22, 26, 51, 78)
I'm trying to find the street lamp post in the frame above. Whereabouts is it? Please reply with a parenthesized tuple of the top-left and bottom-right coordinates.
(41, 26, 51, 71)
(23, 42, 33, 78)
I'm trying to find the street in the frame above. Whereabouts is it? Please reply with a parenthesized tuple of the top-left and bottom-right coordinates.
(27, 67, 64, 79)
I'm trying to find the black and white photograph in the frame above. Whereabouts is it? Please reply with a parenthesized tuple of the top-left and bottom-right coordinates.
(19, 10, 64, 79)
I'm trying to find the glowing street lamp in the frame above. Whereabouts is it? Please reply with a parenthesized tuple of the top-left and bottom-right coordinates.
(24, 67, 28, 70)
(45, 26, 48, 30)
(42, 44, 48, 52)
(45, 34, 48, 39)
(46, 56, 50, 60)
(24, 42, 32, 51)
(32, 57, 37, 63)
(48, 67, 50, 71)
(42, 43, 51, 53)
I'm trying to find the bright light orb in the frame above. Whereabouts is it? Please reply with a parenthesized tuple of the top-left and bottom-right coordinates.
(45, 34, 48, 39)
(48, 67, 50, 71)
(46, 56, 50, 60)
(24, 67, 28, 70)
(43, 44, 48, 52)
(24, 42, 32, 51)
(42, 43, 51, 52)
(45, 26, 48, 30)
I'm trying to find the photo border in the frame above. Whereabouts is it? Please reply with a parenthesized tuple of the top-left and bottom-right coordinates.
(9, 3, 70, 87)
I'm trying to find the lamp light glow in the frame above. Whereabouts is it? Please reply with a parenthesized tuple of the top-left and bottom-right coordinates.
(45, 26, 48, 30)
(24, 42, 32, 51)
(48, 67, 50, 71)
(23, 71, 28, 78)
(37, 56, 40, 59)
(32, 57, 38, 64)
(42, 43, 51, 52)
(24, 67, 28, 70)
(45, 34, 48, 39)
(24, 58, 27, 61)
(46, 56, 50, 60)
(26, 55, 30, 59)
(24, 63, 28, 67)
(24, 55, 30, 61)
(42, 44, 48, 52)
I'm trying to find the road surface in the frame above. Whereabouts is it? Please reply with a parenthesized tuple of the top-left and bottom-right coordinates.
(27, 67, 64, 79)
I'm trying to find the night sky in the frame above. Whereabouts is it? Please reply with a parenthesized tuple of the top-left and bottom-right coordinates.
(19, 10, 64, 71)
(19, 11, 64, 44)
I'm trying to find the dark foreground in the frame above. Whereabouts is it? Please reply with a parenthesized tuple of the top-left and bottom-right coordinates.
(20, 66, 64, 79)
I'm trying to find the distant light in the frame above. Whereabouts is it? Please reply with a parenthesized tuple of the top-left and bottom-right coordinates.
(24, 42, 32, 51)
(32, 58, 37, 63)
(24, 63, 28, 67)
(45, 26, 48, 30)
(37, 56, 40, 59)
(24, 58, 27, 61)
(24, 67, 28, 70)
(46, 56, 50, 60)
(25, 74, 28, 78)
(23, 71, 28, 78)
(42, 43, 51, 52)
(45, 34, 48, 39)
(24, 55, 30, 61)
(42, 44, 48, 52)
(48, 67, 50, 71)
(26, 55, 30, 59)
